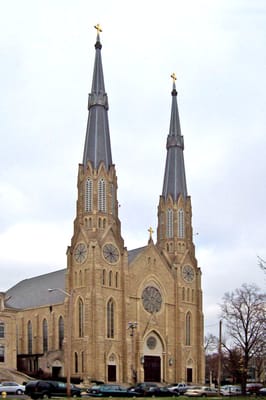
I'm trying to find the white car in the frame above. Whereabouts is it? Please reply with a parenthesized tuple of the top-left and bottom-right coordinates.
(168, 383, 189, 394)
(220, 385, 241, 396)
(0, 382, 25, 395)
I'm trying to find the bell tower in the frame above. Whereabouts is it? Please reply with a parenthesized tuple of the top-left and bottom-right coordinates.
(70, 25, 123, 256)
(157, 74, 195, 265)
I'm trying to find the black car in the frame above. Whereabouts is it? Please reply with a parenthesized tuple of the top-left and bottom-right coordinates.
(258, 388, 266, 396)
(88, 384, 140, 397)
(128, 382, 161, 396)
(148, 386, 180, 397)
(25, 380, 82, 399)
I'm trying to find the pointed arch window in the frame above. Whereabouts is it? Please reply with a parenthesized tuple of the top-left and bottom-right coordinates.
(75, 352, 78, 373)
(81, 351, 85, 373)
(78, 298, 84, 337)
(186, 312, 191, 346)
(0, 345, 4, 362)
(43, 319, 48, 353)
(28, 321, 32, 354)
(109, 271, 112, 287)
(178, 208, 185, 238)
(98, 178, 106, 212)
(167, 208, 173, 238)
(102, 269, 106, 285)
(107, 298, 114, 338)
(58, 316, 64, 350)
(85, 178, 93, 212)
(110, 183, 116, 215)
(0, 322, 4, 338)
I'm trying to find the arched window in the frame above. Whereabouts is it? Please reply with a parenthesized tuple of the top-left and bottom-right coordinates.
(28, 321, 32, 354)
(110, 183, 115, 215)
(102, 269, 106, 285)
(0, 321, 4, 338)
(115, 272, 119, 288)
(58, 316, 64, 350)
(178, 208, 185, 238)
(186, 313, 191, 346)
(43, 319, 48, 352)
(98, 178, 106, 212)
(109, 271, 112, 287)
(78, 298, 84, 337)
(85, 178, 93, 212)
(75, 352, 78, 373)
(167, 208, 173, 238)
(0, 345, 4, 362)
(182, 287, 185, 301)
(81, 351, 85, 373)
(107, 299, 114, 338)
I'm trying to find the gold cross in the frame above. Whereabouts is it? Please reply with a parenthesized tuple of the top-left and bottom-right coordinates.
(148, 227, 154, 240)
(94, 24, 102, 33)
(171, 73, 177, 82)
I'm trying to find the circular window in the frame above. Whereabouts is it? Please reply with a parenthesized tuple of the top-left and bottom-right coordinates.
(147, 336, 157, 350)
(142, 286, 162, 313)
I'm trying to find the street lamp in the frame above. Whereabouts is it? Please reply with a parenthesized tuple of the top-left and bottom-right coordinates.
(128, 322, 138, 384)
(48, 288, 73, 397)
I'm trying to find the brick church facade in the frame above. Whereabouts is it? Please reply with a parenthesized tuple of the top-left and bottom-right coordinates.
(0, 28, 205, 385)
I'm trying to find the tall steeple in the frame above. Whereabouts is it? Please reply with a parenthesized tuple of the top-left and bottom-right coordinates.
(162, 74, 187, 201)
(70, 25, 122, 249)
(82, 24, 112, 170)
(157, 75, 194, 260)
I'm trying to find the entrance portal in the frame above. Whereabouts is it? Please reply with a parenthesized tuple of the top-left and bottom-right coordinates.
(108, 365, 116, 382)
(143, 356, 161, 382)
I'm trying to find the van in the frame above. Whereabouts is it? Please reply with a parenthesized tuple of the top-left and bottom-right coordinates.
(25, 380, 82, 399)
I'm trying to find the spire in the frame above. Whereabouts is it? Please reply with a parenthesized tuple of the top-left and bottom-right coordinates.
(82, 25, 113, 170)
(162, 74, 187, 201)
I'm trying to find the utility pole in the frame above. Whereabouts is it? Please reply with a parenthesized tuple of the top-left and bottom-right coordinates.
(218, 320, 222, 395)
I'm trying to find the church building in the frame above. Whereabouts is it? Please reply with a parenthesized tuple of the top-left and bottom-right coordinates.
(0, 27, 204, 385)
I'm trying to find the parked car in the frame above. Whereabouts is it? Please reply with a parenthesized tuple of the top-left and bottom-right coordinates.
(220, 385, 241, 396)
(148, 386, 180, 397)
(25, 380, 82, 399)
(246, 383, 263, 395)
(0, 382, 25, 395)
(168, 383, 189, 394)
(128, 382, 161, 396)
(88, 384, 140, 397)
(185, 386, 218, 397)
(258, 387, 266, 396)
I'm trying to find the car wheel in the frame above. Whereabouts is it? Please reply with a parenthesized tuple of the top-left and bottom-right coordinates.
(42, 393, 50, 399)
(16, 389, 23, 395)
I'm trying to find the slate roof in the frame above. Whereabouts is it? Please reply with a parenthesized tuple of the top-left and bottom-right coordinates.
(5, 269, 66, 310)
(162, 80, 188, 201)
(82, 30, 113, 170)
(4, 246, 147, 310)
(128, 246, 147, 264)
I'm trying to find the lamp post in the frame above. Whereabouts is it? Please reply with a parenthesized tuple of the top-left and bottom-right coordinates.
(128, 322, 137, 384)
(48, 288, 73, 397)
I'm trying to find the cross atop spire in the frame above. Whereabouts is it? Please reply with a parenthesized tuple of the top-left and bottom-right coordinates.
(94, 24, 102, 34)
(171, 72, 177, 82)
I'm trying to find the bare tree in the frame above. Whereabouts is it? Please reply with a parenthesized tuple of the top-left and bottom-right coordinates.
(205, 333, 218, 354)
(257, 255, 266, 274)
(220, 283, 266, 393)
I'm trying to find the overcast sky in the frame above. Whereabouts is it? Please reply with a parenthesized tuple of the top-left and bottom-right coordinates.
(0, 0, 265, 337)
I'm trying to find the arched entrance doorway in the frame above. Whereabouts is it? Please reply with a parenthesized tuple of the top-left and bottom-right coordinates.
(107, 353, 117, 382)
(142, 332, 163, 382)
